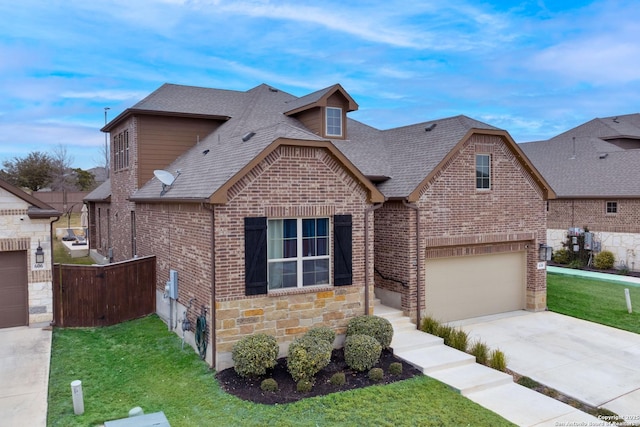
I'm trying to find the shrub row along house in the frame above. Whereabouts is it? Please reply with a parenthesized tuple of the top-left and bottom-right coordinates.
(85, 83, 554, 369)
(520, 113, 640, 271)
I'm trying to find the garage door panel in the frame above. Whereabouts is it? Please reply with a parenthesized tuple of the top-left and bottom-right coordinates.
(426, 252, 525, 323)
(0, 251, 28, 328)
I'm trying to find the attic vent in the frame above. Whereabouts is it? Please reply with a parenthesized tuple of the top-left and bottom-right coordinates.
(425, 123, 437, 132)
(599, 153, 608, 159)
(242, 132, 256, 142)
(203, 149, 210, 155)
(613, 117, 619, 123)
(269, 87, 278, 92)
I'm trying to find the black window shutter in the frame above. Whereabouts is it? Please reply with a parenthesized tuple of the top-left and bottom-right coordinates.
(244, 217, 267, 295)
(333, 214, 352, 286)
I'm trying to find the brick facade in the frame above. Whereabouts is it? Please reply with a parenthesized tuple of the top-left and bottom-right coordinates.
(375, 134, 548, 322)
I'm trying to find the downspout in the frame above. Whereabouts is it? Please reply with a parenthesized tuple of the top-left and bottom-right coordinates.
(364, 203, 384, 316)
(203, 203, 216, 368)
(402, 200, 421, 329)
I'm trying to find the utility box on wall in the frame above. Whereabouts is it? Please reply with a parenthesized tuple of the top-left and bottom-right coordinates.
(166, 269, 178, 299)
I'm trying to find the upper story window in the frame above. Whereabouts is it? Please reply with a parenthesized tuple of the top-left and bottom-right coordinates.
(267, 218, 330, 290)
(606, 201, 617, 214)
(476, 154, 491, 190)
(113, 130, 130, 171)
(326, 107, 342, 137)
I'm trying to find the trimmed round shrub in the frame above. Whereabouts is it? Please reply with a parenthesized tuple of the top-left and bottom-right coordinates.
(296, 379, 313, 393)
(346, 315, 393, 349)
(304, 326, 336, 345)
(344, 334, 382, 371)
(368, 367, 384, 382)
(232, 333, 279, 378)
(389, 362, 403, 376)
(260, 378, 278, 392)
(552, 248, 570, 265)
(594, 250, 615, 270)
(329, 372, 346, 386)
(287, 335, 332, 382)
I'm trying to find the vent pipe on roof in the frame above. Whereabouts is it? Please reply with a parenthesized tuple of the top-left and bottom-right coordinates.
(425, 123, 437, 132)
(242, 132, 256, 142)
(570, 136, 576, 160)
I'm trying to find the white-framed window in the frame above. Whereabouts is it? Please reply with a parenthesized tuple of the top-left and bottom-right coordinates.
(476, 154, 491, 190)
(326, 107, 342, 137)
(268, 218, 330, 290)
(606, 201, 617, 214)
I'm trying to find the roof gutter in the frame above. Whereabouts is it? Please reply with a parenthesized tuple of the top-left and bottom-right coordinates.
(402, 199, 421, 329)
(128, 196, 211, 204)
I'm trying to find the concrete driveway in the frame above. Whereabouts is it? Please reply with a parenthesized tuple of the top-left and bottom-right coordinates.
(0, 326, 51, 426)
(451, 311, 640, 419)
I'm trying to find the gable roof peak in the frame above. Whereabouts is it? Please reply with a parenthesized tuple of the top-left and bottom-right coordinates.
(284, 83, 358, 115)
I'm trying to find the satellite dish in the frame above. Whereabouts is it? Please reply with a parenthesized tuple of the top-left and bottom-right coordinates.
(154, 170, 177, 195)
(154, 169, 176, 186)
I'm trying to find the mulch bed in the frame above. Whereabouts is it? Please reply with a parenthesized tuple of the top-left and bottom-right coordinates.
(216, 348, 423, 404)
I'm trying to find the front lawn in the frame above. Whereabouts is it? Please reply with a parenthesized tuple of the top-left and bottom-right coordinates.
(48, 315, 514, 427)
(547, 273, 640, 334)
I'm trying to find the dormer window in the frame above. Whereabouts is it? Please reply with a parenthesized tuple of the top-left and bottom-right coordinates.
(326, 107, 342, 137)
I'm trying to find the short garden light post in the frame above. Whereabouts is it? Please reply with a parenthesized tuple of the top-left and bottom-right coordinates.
(538, 244, 552, 261)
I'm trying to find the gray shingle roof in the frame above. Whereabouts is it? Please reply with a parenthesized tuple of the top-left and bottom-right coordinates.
(520, 113, 640, 197)
(127, 83, 503, 201)
(84, 179, 111, 201)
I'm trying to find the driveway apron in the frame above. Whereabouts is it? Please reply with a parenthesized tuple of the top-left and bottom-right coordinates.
(451, 310, 640, 418)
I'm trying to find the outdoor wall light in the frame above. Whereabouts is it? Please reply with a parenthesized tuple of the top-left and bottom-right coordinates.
(538, 243, 552, 262)
(35, 241, 45, 264)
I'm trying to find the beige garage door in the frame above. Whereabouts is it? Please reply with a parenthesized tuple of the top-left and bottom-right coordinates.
(425, 251, 525, 322)
(0, 251, 28, 328)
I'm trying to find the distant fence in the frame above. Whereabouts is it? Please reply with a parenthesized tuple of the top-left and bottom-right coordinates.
(53, 256, 156, 327)
(33, 191, 89, 213)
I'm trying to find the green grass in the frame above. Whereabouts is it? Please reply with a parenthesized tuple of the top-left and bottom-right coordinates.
(53, 212, 94, 265)
(547, 274, 640, 334)
(48, 315, 515, 427)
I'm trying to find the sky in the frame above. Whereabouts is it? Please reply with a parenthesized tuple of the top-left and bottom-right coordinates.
(0, 0, 639, 170)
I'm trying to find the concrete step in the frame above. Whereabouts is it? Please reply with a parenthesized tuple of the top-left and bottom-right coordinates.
(373, 304, 405, 320)
(389, 318, 417, 333)
(428, 363, 513, 396)
(390, 330, 443, 352)
(395, 344, 475, 373)
(465, 383, 604, 426)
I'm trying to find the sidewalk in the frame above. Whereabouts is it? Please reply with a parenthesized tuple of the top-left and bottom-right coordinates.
(548, 265, 640, 286)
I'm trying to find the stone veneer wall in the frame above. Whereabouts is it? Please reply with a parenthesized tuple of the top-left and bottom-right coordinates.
(213, 144, 374, 370)
(0, 189, 56, 324)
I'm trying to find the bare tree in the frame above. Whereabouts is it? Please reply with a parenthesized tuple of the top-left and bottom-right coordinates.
(50, 144, 78, 191)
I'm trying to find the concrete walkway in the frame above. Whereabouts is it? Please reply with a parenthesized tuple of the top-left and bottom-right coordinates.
(0, 325, 51, 426)
(374, 302, 604, 426)
(451, 310, 640, 419)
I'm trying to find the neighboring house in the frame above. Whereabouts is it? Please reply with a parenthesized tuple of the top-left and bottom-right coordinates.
(0, 178, 60, 328)
(520, 113, 640, 271)
(86, 83, 553, 369)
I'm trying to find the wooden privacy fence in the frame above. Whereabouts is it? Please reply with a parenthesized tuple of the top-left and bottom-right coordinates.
(53, 256, 156, 327)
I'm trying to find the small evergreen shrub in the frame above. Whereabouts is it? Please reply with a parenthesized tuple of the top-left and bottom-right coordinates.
(449, 329, 469, 352)
(368, 367, 384, 382)
(260, 378, 278, 392)
(420, 316, 440, 335)
(344, 334, 382, 371)
(329, 372, 346, 386)
(489, 349, 508, 372)
(287, 335, 332, 382)
(232, 333, 279, 378)
(346, 315, 393, 349)
(568, 259, 585, 269)
(389, 362, 403, 376)
(469, 340, 490, 365)
(552, 248, 570, 265)
(296, 379, 313, 393)
(304, 326, 336, 345)
(594, 250, 615, 270)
